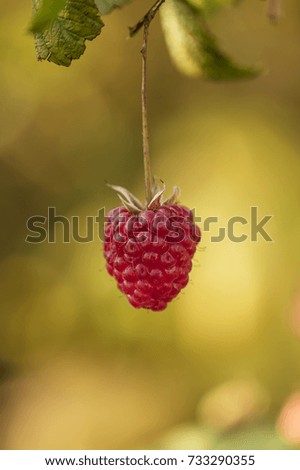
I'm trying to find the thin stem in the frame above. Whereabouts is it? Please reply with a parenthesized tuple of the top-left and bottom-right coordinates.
(141, 23, 153, 204)
(130, 0, 166, 204)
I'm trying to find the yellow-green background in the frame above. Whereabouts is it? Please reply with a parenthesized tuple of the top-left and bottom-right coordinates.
(1, 0, 300, 450)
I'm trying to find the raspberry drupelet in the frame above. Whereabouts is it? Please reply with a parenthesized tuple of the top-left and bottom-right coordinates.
(104, 203, 200, 311)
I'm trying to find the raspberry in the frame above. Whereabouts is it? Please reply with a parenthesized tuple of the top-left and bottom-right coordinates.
(104, 204, 200, 311)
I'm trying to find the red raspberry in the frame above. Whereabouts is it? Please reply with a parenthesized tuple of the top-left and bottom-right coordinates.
(104, 204, 200, 311)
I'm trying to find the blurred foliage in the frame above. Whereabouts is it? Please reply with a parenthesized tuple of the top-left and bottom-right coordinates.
(30, 0, 67, 33)
(29, 0, 67, 33)
(95, 0, 131, 15)
(1, 0, 300, 451)
(186, 0, 242, 16)
(160, 0, 258, 79)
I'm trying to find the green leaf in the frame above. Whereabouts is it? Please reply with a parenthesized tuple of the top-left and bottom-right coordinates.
(30, 0, 67, 33)
(160, 0, 259, 80)
(95, 0, 131, 15)
(32, 0, 104, 66)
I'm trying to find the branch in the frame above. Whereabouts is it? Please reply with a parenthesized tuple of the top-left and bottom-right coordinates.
(129, 0, 166, 37)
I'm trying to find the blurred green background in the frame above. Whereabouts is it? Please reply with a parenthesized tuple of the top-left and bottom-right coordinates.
(1, 0, 300, 450)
